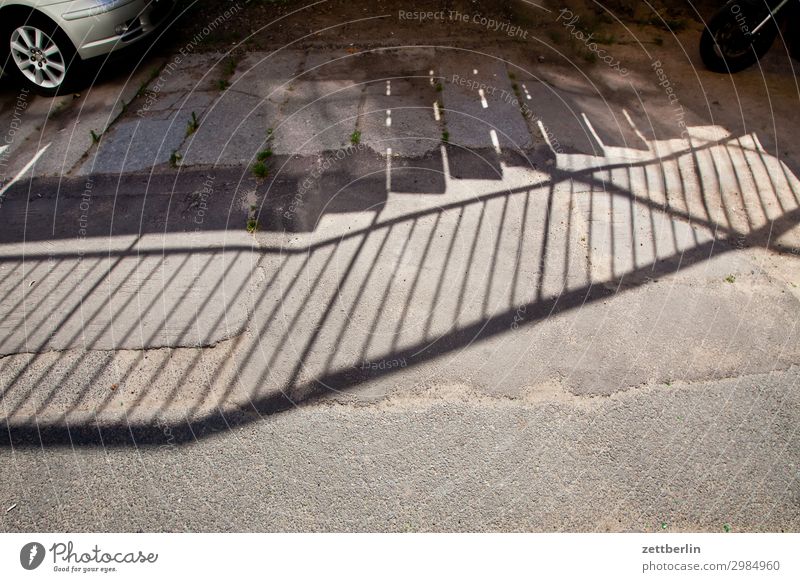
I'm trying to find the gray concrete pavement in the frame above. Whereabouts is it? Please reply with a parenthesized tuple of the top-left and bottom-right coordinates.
(1, 38, 799, 532)
(1, 368, 798, 532)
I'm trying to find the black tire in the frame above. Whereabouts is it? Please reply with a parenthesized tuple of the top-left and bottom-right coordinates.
(1, 10, 81, 96)
(700, 0, 779, 73)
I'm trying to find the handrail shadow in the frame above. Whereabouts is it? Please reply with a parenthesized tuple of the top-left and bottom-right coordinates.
(1, 121, 799, 448)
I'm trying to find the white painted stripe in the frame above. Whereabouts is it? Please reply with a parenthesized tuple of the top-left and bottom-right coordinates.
(433, 101, 441, 121)
(429, 70, 434, 86)
(440, 143, 451, 183)
(386, 109, 392, 127)
(490, 129, 501, 154)
(622, 109, 651, 152)
(478, 89, 488, 109)
(581, 112, 605, 152)
(473, 69, 478, 75)
(0, 143, 50, 202)
(537, 120, 556, 155)
(522, 83, 532, 100)
(385, 80, 391, 96)
(751, 132, 766, 153)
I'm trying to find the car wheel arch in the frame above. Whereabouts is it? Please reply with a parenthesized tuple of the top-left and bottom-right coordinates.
(0, 4, 80, 53)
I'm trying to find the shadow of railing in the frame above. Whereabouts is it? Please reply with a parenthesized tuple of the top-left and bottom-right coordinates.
(1, 118, 799, 447)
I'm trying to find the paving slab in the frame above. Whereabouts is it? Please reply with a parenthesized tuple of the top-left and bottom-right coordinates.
(438, 52, 535, 152)
(0, 170, 262, 355)
(0, 59, 164, 180)
(272, 79, 363, 155)
(151, 52, 231, 95)
(0, 88, 71, 185)
(230, 50, 305, 101)
(80, 91, 217, 175)
(180, 90, 275, 166)
(78, 117, 186, 174)
(361, 77, 442, 158)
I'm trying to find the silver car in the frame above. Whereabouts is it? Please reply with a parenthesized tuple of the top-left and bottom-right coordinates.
(1, 0, 173, 95)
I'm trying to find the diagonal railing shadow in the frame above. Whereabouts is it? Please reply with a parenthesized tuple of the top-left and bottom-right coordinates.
(1, 122, 799, 447)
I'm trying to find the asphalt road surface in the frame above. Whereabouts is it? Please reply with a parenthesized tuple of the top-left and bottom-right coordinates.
(1, 4, 799, 532)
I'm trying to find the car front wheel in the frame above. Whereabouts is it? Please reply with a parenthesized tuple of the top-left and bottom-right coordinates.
(4, 13, 79, 96)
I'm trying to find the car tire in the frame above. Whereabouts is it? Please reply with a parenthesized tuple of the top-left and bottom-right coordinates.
(700, 0, 778, 73)
(1, 11, 80, 96)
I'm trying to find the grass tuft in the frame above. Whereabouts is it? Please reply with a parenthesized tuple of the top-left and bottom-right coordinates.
(251, 161, 269, 178)
(186, 112, 200, 136)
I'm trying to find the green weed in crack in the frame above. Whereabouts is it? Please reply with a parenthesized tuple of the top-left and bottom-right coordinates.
(251, 162, 269, 178)
(251, 128, 275, 177)
(246, 205, 260, 233)
(186, 112, 200, 136)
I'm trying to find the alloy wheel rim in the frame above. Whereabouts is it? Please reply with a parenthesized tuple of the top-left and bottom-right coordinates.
(10, 25, 66, 89)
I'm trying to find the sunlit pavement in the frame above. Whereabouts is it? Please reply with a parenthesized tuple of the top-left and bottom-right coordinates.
(0, 43, 799, 531)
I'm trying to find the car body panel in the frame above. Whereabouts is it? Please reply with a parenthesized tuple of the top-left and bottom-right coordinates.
(0, 0, 173, 60)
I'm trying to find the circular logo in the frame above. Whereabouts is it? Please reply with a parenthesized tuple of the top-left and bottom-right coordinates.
(20, 542, 45, 570)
